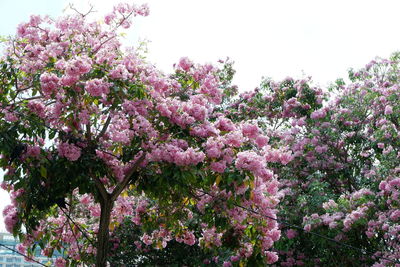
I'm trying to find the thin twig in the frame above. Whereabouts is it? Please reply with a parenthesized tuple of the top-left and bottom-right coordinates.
(69, 4, 95, 18)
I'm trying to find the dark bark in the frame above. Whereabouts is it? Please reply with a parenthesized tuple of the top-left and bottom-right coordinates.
(92, 153, 143, 266)
(96, 195, 113, 267)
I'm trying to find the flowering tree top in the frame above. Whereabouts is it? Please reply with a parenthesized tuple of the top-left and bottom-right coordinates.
(0, 3, 287, 266)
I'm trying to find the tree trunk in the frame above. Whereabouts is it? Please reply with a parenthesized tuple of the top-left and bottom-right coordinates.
(96, 196, 113, 267)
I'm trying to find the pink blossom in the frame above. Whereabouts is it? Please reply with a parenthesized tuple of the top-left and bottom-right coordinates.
(60, 74, 79, 87)
(242, 123, 259, 139)
(310, 109, 327, 120)
(183, 231, 196, 246)
(255, 135, 269, 148)
(210, 161, 226, 173)
(200, 227, 223, 248)
(389, 210, 400, 221)
(141, 233, 153, 246)
(384, 105, 393, 115)
(26, 145, 41, 158)
(224, 131, 244, 147)
(286, 229, 298, 239)
(322, 199, 338, 210)
(239, 242, 253, 258)
(215, 117, 236, 132)
(40, 72, 59, 96)
(4, 111, 18, 122)
(54, 257, 66, 267)
(178, 57, 193, 72)
(4, 206, 18, 233)
(85, 78, 111, 97)
(230, 255, 240, 262)
(27, 101, 46, 118)
(104, 13, 116, 25)
(265, 251, 279, 264)
(235, 151, 271, 180)
(65, 56, 92, 76)
(279, 151, 293, 165)
(109, 64, 129, 79)
(58, 142, 81, 161)
(16, 243, 26, 254)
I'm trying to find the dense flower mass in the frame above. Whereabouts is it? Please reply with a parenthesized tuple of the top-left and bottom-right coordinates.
(221, 54, 400, 266)
(0, 3, 285, 266)
(0, 2, 399, 267)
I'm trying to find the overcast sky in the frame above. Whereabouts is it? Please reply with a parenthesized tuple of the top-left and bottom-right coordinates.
(1, 0, 400, 232)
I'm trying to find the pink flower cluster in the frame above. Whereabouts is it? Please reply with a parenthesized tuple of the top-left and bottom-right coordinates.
(175, 230, 196, 246)
(54, 257, 66, 267)
(141, 227, 172, 249)
(57, 142, 81, 161)
(199, 226, 223, 248)
(27, 101, 46, 119)
(3, 204, 18, 233)
(310, 109, 327, 120)
(40, 72, 59, 96)
(241, 123, 259, 139)
(177, 57, 193, 72)
(264, 148, 293, 165)
(235, 151, 274, 181)
(149, 144, 205, 166)
(105, 2, 149, 27)
(63, 56, 92, 77)
(85, 78, 111, 97)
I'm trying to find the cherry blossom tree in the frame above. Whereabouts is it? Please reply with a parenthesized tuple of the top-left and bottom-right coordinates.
(0, 3, 284, 266)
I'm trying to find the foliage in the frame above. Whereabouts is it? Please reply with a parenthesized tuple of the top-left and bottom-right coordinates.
(0, 3, 400, 267)
(0, 3, 282, 267)
(223, 53, 400, 266)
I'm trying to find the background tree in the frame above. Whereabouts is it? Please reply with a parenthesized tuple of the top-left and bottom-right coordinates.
(222, 53, 400, 266)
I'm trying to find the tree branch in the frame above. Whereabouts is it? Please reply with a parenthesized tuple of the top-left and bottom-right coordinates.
(86, 122, 91, 141)
(69, 4, 95, 18)
(13, 96, 43, 105)
(91, 172, 109, 201)
(96, 114, 112, 141)
(111, 152, 145, 201)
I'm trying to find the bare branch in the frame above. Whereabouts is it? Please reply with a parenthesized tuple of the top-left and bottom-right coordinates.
(69, 4, 96, 18)
(92, 10, 135, 55)
(13, 96, 43, 105)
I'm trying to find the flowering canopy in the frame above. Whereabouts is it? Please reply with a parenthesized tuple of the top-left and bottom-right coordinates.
(0, 3, 286, 266)
(223, 56, 400, 266)
(1, 2, 400, 267)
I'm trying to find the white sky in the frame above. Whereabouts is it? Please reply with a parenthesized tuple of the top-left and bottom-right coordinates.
(67, 0, 400, 89)
(1, 0, 400, 231)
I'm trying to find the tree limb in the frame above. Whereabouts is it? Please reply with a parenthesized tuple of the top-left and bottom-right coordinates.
(91, 172, 109, 201)
(96, 114, 112, 141)
(111, 152, 145, 201)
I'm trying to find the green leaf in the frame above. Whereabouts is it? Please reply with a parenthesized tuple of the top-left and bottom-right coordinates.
(48, 130, 56, 140)
(40, 166, 47, 178)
